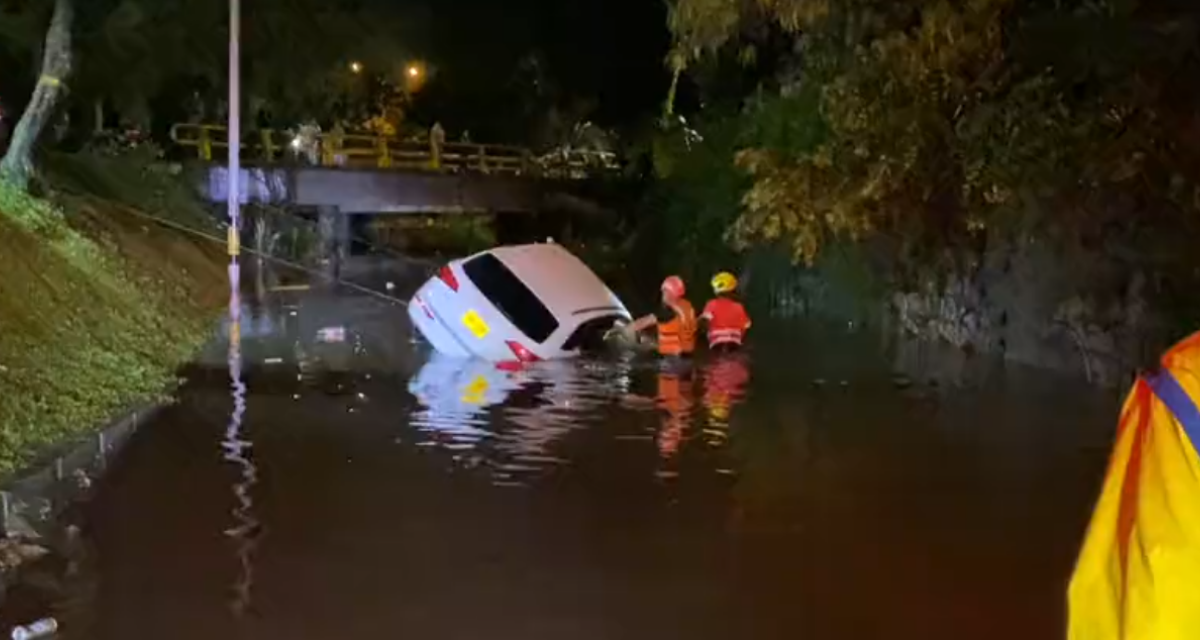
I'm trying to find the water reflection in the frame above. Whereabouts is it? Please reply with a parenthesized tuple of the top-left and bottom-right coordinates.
(222, 260, 259, 618)
(408, 354, 640, 485)
(57, 269, 1124, 640)
(406, 352, 753, 487)
(407, 354, 520, 445)
(701, 353, 751, 432)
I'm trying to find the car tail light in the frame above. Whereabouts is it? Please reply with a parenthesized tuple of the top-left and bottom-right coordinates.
(505, 340, 540, 363)
(438, 265, 459, 291)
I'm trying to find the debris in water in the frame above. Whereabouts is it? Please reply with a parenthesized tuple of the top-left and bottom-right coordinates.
(10, 617, 57, 640)
(317, 327, 345, 343)
(0, 539, 50, 571)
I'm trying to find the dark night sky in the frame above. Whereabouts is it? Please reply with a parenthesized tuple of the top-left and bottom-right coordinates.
(402, 0, 671, 139)
(3, 0, 672, 143)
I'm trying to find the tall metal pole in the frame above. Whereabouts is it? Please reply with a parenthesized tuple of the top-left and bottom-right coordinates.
(226, 0, 241, 361)
(227, 0, 240, 235)
(223, 0, 255, 617)
(226, 0, 241, 359)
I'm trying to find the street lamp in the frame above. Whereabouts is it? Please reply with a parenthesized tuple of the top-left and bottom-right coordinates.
(350, 61, 363, 74)
(407, 65, 420, 78)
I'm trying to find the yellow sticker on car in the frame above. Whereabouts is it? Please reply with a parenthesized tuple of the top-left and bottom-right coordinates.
(461, 375, 489, 404)
(461, 309, 490, 338)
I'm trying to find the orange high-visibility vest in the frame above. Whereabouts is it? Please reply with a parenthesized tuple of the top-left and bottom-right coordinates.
(657, 299, 697, 356)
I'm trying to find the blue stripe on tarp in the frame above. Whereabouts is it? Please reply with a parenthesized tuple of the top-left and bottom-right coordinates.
(1147, 367, 1200, 456)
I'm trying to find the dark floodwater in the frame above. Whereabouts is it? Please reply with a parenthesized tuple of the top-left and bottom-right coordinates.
(41, 259, 1121, 639)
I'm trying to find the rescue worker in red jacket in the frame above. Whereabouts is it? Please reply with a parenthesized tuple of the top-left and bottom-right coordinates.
(700, 271, 752, 352)
(617, 275, 698, 357)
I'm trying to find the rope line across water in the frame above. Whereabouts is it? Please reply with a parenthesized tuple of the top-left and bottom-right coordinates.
(105, 204, 411, 307)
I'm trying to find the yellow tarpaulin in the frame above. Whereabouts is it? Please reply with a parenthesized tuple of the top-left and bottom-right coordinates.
(1068, 331, 1200, 640)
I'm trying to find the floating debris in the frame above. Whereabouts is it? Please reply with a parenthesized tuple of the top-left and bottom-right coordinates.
(0, 539, 50, 572)
(11, 617, 57, 640)
(316, 326, 346, 343)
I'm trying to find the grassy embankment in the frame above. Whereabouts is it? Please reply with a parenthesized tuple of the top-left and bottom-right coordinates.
(0, 151, 227, 477)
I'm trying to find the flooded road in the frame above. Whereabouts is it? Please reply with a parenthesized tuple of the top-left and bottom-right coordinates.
(47, 259, 1119, 639)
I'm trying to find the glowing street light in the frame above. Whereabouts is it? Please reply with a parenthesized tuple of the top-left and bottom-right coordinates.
(404, 63, 427, 92)
(350, 61, 363, 74)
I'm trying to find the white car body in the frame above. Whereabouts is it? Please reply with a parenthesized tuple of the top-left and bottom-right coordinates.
(408, 242, 631, 361)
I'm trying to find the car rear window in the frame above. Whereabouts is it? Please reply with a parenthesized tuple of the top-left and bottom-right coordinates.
(462, 253, 559, 343)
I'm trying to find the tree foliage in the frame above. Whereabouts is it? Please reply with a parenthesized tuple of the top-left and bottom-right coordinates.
(665, 0, 1200, 268)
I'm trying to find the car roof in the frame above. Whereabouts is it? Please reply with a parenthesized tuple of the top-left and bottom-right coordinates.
(475, 243, 627, 319)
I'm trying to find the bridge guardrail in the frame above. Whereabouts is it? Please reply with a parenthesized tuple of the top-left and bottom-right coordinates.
(168, 123, 618, 179)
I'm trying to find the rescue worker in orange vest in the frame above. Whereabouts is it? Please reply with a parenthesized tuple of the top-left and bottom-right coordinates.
(615, 275, 698, 357)
(700, 271, 751, 352)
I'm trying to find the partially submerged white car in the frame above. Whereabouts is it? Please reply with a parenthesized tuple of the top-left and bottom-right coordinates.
(408, 242, 631, 362)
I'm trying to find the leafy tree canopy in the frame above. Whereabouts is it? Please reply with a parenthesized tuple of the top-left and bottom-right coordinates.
(664, 0, 1200, 265)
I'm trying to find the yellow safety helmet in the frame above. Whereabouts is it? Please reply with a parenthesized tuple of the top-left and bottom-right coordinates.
(711, 271, 738, 294)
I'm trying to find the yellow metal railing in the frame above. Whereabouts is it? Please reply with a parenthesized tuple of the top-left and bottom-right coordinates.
(168, 123, 618, 178)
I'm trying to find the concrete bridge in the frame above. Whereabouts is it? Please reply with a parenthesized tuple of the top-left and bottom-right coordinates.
(171, 124, 621, 275)
(201, 165, 545, 215)
(174, 123, 619, 215)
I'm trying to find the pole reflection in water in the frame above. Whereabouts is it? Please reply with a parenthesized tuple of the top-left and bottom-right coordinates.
(223, 260, 259, 617)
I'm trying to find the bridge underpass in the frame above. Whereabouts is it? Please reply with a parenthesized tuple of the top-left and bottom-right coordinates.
(199, 165, 599, 273)
(176, 123, 621, 275)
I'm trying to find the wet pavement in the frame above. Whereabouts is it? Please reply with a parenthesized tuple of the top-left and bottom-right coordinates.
(28, 258, 1121, 639)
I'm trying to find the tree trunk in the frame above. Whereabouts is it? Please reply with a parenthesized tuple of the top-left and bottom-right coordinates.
(0, 0, 74, 191)
(663, 63, 682, 123)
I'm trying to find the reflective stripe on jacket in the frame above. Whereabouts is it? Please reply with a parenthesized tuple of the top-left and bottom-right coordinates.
(701, 297, 751, 347)
(1068, 330, 1200, 640)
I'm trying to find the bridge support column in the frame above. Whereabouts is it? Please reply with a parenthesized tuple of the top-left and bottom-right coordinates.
(317, 206, 348, 281)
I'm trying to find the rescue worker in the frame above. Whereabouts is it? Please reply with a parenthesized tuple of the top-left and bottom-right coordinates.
(1068, 330, 1200, 639)
(615, 275, 698, 358)
(700, 271, 752, 352)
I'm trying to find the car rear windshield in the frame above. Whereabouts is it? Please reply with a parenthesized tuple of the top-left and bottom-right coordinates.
(462, 253, 559, 343)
